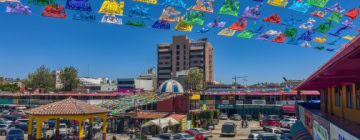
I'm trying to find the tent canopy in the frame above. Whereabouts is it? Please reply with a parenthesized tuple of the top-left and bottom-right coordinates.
(141, 117, 179, 129)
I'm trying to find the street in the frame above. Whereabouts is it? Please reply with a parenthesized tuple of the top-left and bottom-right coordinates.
(209, 119, 262, 140)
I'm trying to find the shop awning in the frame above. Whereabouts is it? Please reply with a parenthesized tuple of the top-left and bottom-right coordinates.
(141, 117, 179, 129)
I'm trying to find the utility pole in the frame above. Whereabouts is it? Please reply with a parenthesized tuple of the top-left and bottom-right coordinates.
(232, 76, 247, 85)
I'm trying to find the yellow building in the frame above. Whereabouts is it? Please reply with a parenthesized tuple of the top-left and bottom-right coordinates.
(297, 35, 360, 139)
(25, 98, 110, 140)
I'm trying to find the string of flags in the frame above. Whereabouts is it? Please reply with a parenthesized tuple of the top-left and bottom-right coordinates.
(99, 92, 178, 114)
(1, 0, 359, 52)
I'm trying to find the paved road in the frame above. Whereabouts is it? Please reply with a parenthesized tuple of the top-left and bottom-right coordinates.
(209, 120, 262, 140)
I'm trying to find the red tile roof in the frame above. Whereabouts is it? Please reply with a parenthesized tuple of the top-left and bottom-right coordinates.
(25, 98, 110, 115)
(132, 112, 169, 119)
(169, 114, 186, 120)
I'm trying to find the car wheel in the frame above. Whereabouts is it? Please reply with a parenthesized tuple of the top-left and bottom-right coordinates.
(1, 131, 6, 136)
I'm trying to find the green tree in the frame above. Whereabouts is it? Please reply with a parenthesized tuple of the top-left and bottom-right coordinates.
(60, 66, 80, 91)
(183, 69, 204, 91)
(24, 65, 55, 92)
(0, 83, 20, 92)
(0, 77, 4, 83)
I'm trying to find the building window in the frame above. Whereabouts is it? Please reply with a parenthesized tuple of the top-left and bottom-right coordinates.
(176, 67, 179, 71)
(356, 83, 360, 110)
(335, 86, 341, 107)
(176, 51, 180, 55)
(184, 44, 186, 49)
(176, 62, 179, 65)
(176, 45, 180, 49)
(176, 56, 179, 60)
(346, 85, 353, 108)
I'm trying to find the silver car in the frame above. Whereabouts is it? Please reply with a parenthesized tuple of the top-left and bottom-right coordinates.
(175, 133, 195, 140)
(0, 124, 15, 135)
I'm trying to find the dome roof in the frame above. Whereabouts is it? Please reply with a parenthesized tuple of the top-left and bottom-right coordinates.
(158, 80, 184, 93)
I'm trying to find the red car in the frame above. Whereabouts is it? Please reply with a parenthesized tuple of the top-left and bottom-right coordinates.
(260, 119, 280, 127)
(185, 130, 204, 140)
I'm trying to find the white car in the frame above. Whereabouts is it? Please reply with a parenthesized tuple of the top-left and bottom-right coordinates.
(191, 128, 212, 139)
(175, 133, 195, 140)
(280, 118, 297, 128)
(53, 123, 68, 136)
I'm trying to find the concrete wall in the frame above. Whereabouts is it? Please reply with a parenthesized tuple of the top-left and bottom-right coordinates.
(135, 79, 153, 91)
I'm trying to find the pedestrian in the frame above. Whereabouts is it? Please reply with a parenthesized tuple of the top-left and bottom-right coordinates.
(241, 120, 244, 128)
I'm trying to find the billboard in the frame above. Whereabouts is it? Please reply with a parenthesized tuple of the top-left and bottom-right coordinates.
(304, 110, 313, 135)
(330, 123, 358, 140)
(313, 120, 329, 140)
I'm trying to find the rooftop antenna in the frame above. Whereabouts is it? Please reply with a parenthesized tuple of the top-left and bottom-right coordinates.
(232, 76, 247, 85)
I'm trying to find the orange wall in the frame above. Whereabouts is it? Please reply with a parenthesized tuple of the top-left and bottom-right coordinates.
(326, 84, 360, 123)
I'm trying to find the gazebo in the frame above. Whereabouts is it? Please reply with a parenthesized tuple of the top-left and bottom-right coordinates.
(25, 98, 110, 140)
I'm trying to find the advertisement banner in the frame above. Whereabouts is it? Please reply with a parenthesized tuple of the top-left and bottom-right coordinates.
(304, 110, 313, 136)
(313, 120, 329, 140)
(191, 94, 200, 100)
(299, 106, 305, 126)
(206, 100, 215, 104)
(312, 114, 330, 140)
(330, 123, 358, 140)
(222, 100, 229, 104)
(252, 100, 266, 105)
(236, 100, 243, 105)
(216, 104, 234, 109)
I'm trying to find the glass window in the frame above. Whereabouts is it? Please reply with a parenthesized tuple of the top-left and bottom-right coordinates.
(176, 51, 180, 55)
(176, 45, 180, 49)
(335, 87, 341, 107)
(176, 56, 179, 60)
(347, 85, 353, 108)
(356, 83, 360, 110)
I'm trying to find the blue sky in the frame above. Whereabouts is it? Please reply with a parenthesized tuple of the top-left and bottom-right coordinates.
(0, 0, 357, 84)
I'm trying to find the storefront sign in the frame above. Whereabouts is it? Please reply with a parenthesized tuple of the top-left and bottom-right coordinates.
(222, 100, 229, 104)
(216, 104, 234, 109)
(299, 106, 305, 125)
(187, 121, 192, 130)
(312, 114, 330, 140)
(191, 94, 200, 100)
(330, 123, 358, 140)
(313, 120, 329, 140)
(236, 100, 243, 105)
(252, 100, 266, 105)
(304, 110, 313, 136)
(206, 100, 215, 104)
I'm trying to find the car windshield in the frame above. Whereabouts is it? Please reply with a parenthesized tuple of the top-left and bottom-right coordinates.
(60, 125, 66, 128)
(183, 134, 192, 138)
(0, 125, 6, 128)
(222, 125, 234, 132)
(199, 128, 207, 132)
(190, 130, 199, 134)
(262, 135, 278, 140)
(9, 130, 22, 135)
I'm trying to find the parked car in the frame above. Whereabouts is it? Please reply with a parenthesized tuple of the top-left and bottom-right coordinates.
(0, 124, 15, 135)
(258, 133, 279, 140)
(2, 110, 10, 116)
(14, 124, 28, 133)
(58, 123, 68, 136)
(248, 130, 265, 140)
(263, 126, 282, 135)
(158, 133, 177, 140)
(2, 115, 18, 122)
(190, 128, 211, 139)
(280, 118, 297, 128)
(185, 130, 204, 140)
(0, 118, 13, 124)
(6, 128, 24, 140)
(245, 114, 252, 121)
(260, 119, 280, 127)
(280, 132, 292, 140)
(221, 122, 237, 137)
(175, 133, 195, 140)
(15, 119, 28, 124)
(230, 114, 241, 121)
(219, 113, 228, 120)
(266, 115, 280, 121)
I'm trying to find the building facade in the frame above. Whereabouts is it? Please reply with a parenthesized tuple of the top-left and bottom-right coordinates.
(51, 70, 63, 90)
(79, 77, 117, 92)
(157, 35, 214, 86)
(296, 36, 360, 139)
(117, 68, 157, 91)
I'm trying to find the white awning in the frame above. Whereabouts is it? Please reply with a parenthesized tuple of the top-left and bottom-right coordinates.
(141, 117, 179, 129)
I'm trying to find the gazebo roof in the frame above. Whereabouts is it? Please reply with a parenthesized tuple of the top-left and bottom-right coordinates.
(25, 98, 110, 116)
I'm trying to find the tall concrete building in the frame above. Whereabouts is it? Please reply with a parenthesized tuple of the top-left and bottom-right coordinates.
(157, 35, 214, 86)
